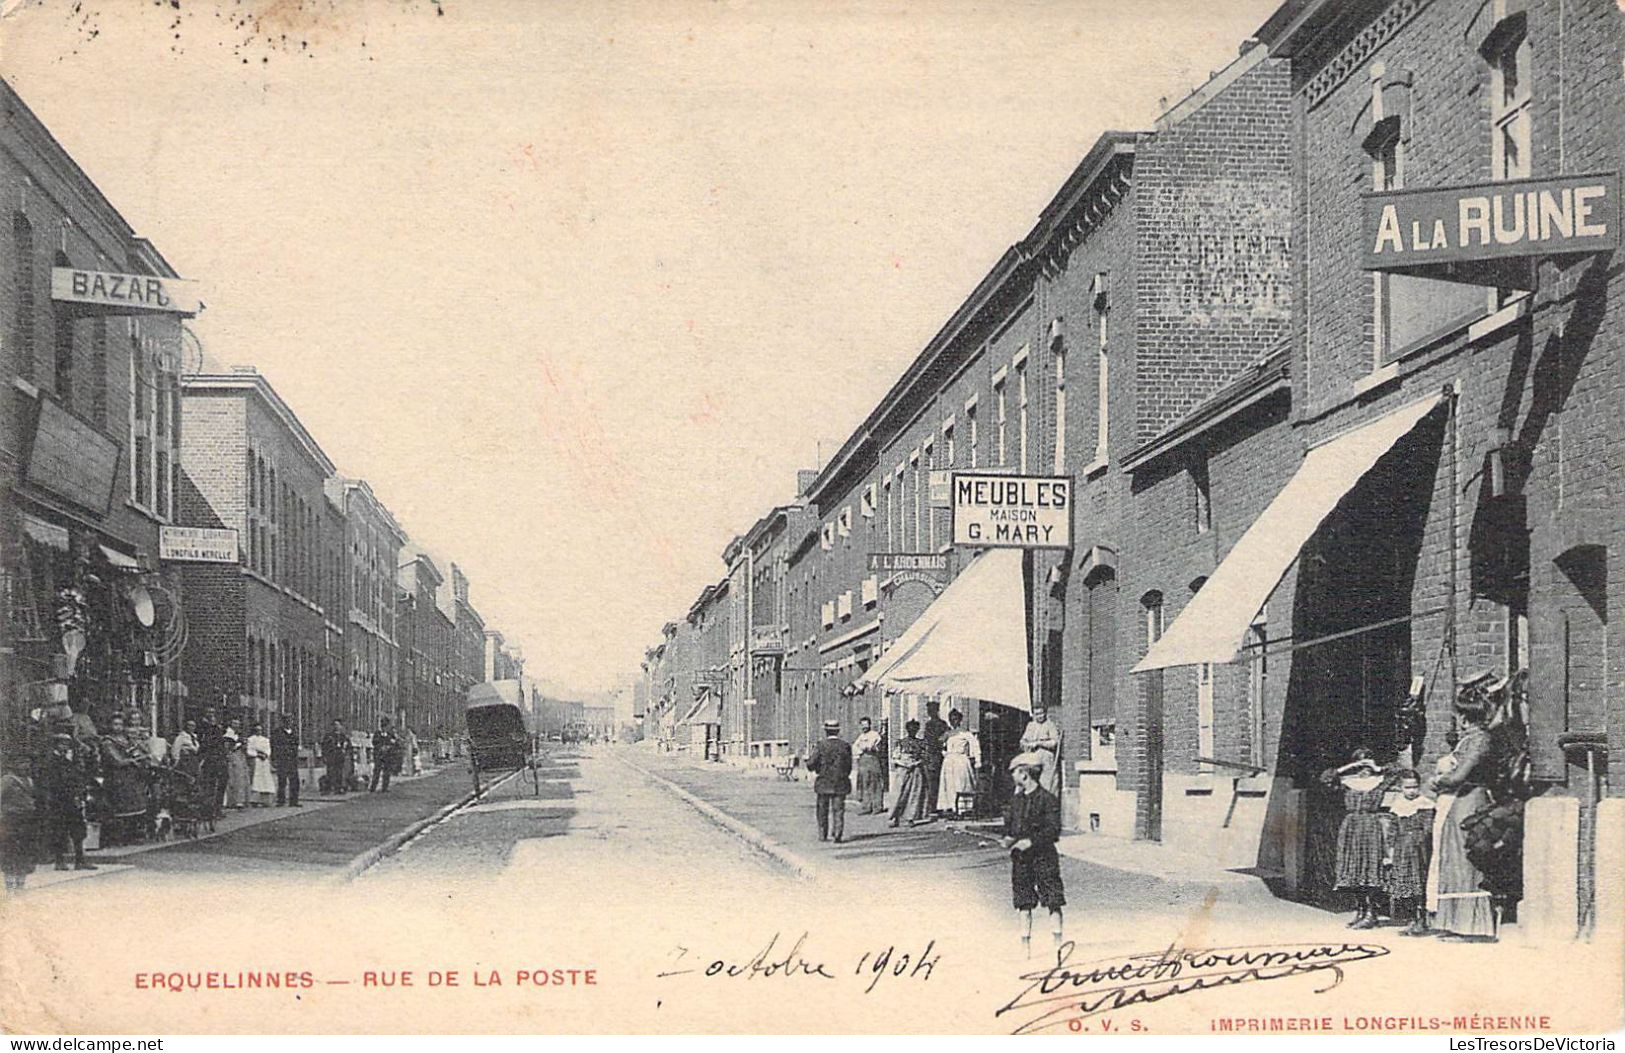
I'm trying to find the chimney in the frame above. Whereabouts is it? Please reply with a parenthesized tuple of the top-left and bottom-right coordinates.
(796, 469, 819, 498)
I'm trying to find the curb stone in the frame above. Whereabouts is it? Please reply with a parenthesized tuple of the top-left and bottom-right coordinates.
(337, 766, 523, 883)
(616, 752, 816, 880)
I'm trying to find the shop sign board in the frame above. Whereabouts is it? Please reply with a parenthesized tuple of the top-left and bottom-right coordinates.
(951, 472, 1071, 549)
(867, 552, 949, 574)
(159, 526, 240, 563)
(23, 398, 120, 515)
(1363, 172, 1619, 275)
(51, 267, 202, 315)
(749, 626, 785, 655)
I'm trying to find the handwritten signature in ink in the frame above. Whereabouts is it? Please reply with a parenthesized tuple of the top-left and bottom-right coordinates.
(997, 940, 1389, 1035)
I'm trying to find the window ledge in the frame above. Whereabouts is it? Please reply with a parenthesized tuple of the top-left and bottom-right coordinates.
(1082, 456, 1109, 479)
(1352, 361, 1400, 396)
(13, 377, 39, 398)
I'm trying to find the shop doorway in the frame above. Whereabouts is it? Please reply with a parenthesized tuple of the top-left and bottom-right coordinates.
(978, 701, 1028, 812)
(1279, 416, 1442, 896)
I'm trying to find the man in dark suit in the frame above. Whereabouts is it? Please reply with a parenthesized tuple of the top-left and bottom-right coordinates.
(804, 719, 853, 843)
(922, 700, 949, 816)
(271, 715, 301, 807)
(320, 720, 349, 794)
(370, 718, 400, 793)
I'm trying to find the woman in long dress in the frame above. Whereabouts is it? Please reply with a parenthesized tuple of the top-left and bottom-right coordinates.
(851, 717, 886, 815)
(223, 729, 249, 809)
(936, 709, 981, 814)
(1018, 707, 1062, 795)
(888, 720, 930, 827)
(246, 724, 275, 807)
(1428, 684, 1498, 940)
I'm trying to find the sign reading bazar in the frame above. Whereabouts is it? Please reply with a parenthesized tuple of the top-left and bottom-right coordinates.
(951, 473, 1070, 550)
(1363, 172, 1619, 276)
(52, 268, 202, 316)
(159, 526, 240, 564)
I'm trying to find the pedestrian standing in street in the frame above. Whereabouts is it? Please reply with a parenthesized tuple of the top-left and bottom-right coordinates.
(887, 720, 931, 828)
(271, 717, 301, 807)
(805, 719, 853, 844)
(936, 709, 982, 816)
(40, 734, 93, 872)
(1429, 679, 1500, 941)
(1385, 769, 1436, 936)
(1018, 706, 1062, 796)
(169, 720, 199, 775)
(321, 720, 349, 795)
(921, 701, 949, 818)
(1003, 760, 1065, 957)
(196, 706, 229, 820)
(370, 719, 400, 793)
(1320, 748, 1397, 930)
(224, 728, 249, 810)
(1, 754, 38, 892)
(245, 723, 274, 807)
(851, 716, 885, 815)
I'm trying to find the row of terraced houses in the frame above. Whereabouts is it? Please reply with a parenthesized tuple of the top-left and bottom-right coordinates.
(637, 0, 1624, 942)
(0, 78, 525, 765)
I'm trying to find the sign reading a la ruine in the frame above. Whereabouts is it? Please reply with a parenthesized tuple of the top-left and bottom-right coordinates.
(51, 267, 202, 315)
(1363, 172, 1619, 280)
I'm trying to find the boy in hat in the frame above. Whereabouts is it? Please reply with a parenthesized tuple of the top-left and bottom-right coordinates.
(804, 719, 853, 843)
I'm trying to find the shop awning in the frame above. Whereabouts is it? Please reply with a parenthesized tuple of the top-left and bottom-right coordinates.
(1134, 392, 1446, 673)
(854, 546, 1031, 711)
(21, 514, 69, 551)
(99, 544, 139, 569)
(681, 688, 721, 726)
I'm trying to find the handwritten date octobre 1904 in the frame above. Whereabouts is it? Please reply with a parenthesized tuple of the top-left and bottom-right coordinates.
(659, 933, 938, 995)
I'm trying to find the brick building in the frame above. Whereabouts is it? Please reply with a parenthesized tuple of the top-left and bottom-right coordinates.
(397, 547, 457, 744)
(442, 562, 484, 703)
(1191, 0, 1624, 935)
(326, 477, 405, 734)
(2, 78, 197, 750)
(177, 368, 345, 744)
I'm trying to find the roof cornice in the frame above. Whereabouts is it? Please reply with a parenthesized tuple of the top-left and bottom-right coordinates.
(182, 372, 338, 476)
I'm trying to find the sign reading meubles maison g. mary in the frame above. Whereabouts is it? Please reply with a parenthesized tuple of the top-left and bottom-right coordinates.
(1363, 172, 1619, 275)
(51, 268, 202, 315)
(951, 472, 1071, 549)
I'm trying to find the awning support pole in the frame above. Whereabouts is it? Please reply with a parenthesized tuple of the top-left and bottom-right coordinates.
(1239, 605, 1449, 658)
(1447, 381, 1461, 705)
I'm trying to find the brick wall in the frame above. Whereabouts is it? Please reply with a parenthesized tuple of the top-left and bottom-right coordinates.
(1134, 50, 1294, 445)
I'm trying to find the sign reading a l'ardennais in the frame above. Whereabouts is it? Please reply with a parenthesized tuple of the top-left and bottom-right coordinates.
(1363, 172, 1619, 273)
(952, 472, 1071, 549)
(52, 268, 202, 315)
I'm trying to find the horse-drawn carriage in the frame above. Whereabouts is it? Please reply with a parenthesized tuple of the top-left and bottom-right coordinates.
(465, 680, 540, 798)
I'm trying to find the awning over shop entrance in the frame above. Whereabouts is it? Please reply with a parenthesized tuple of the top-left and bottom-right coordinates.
(1134, 392, 1446, 673)
(853, 547, 1031, 711)
(682, 688, 721, 726)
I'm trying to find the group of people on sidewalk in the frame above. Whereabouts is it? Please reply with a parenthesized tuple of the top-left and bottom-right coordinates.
(318, 717, 417, 796)
(803, 709, 1068, 954)
(1322, 670, 1529, 944)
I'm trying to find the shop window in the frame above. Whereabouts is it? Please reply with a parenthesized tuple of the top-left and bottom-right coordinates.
(12, 212, 35, 380)
(1366, 68, 1486, 366)
(1487, 18, 1531, 182)
(1015, 350, 1030, 473)
(965, 397, 979, 469)
(994, 369, 1008, 466)
(1051, 319, 1066, 475)
(1192, 457, 1212, 535)
(1093, 275, 1109, 466)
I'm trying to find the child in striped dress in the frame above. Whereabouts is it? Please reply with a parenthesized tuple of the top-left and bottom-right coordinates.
(1320, 749, 1398, 930)
(1385, 769, 1437, 936)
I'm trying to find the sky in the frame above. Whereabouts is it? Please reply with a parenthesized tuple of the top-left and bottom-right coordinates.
(1, 0, 1282, 697)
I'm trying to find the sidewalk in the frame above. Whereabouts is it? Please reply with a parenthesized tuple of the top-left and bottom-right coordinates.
(61, 762, 480, 879)
(624, 749, 1291, 912)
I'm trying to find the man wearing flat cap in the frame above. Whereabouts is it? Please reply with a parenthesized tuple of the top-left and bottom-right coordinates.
(804, 719, 853, 844)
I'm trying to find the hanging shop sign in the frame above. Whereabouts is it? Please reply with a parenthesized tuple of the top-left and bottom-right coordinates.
(928, 470, 953, 507)
(867, 552, 949, 574)
(749, 626, 786, 656)
(1363, 172, 1619, 281)
(159, 526, 240, 564)
(951, 472, 1071, 549)
(51, 268, 202, 316)
(23, 398, 121, 515)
